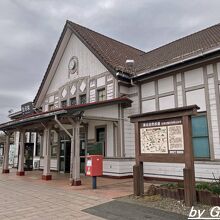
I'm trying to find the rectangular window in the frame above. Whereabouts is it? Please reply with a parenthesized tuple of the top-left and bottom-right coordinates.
(48, 104, 54, 111)
(25, 132, 29, 143)
(50, 131, 58, 157)
(30, 133, 35, 143)
(97, 88, 106, 101)
(96, 127, 106, 156)
(0, 144, 4, 156)
(70, 97, 77, 106)
(192, 115, 210, 159)
(61, 100, 67, 108)
(35, 134, 41, 157)
(80, 94, 87, 104)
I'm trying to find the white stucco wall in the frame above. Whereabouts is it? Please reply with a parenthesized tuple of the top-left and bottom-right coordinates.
(139, 61, 220, 180)
(47, 33, 107, 94)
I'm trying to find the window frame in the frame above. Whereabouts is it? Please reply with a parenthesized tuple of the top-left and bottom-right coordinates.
(70, 97, 77, 106)
(191, 113, 210, 160)
(95, 125, 107, 157)
(35, 133, 41, 157)
(79, 94, 87, 104)
(61, 100, 67, 108)
(48, 104, 54, 111)
(97, 88, 106, 102)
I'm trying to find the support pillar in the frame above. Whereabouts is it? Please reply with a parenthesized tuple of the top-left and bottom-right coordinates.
(70, 131, 75, 185)
(183, 115, 196, 206)
(2, 134, 10, 174)
(42, 128, 52, 180)
(133, 122, 144, 196)
(70, 121, 81, 186)
(17, 131, 25, 176)
(133, 162, 144, 196)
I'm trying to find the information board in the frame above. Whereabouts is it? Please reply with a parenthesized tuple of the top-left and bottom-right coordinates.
(140, 118, 184, 154)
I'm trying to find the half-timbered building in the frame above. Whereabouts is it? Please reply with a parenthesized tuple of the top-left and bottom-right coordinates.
(1, 21, 220, 183)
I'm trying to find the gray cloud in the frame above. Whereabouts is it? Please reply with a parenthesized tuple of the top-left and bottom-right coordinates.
(0, 0, 220, 122)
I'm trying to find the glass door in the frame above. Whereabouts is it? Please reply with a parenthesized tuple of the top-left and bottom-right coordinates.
(96, 127, 106, 156)
(25, 143, 34, 171)
(59, 141, 71, 173)
(59, 142, 65, 173)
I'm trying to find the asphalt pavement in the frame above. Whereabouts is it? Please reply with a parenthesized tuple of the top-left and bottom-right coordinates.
(83, 200, 187, 220)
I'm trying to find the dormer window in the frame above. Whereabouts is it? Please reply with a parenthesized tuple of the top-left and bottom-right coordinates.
(48, 104, 54, 111)
(80, 94, 86, 104)
(61, 100, 67, 108)
(97, 88, 106, 101)
(70, 97, 77, 106)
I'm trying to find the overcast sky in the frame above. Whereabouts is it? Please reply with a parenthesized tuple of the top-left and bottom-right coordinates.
(0, 0, 220, 122)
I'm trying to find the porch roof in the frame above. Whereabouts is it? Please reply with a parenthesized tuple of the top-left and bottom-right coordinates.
(0, 97, 132, 131)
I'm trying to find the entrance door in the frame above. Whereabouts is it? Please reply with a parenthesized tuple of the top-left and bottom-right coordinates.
(96, 127, 106, 156)
(20, 143, 34, 171)
(59, 129, 87, 174)
(59, 141, 71, 173)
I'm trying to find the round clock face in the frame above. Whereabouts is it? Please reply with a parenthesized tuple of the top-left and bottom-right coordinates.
(68, 57, 78, 74)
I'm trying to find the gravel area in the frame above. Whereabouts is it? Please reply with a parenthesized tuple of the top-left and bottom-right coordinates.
(117, 194, 213, 217)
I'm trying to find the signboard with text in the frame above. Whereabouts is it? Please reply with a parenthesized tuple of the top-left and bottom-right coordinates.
(130, 105, 199, 206)
(21, 102, 34, 115)
(140, 118, 184, 155)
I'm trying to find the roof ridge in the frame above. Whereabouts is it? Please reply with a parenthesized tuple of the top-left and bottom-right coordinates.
(67, 20, 145, 54)
(141, 22, 220, 57)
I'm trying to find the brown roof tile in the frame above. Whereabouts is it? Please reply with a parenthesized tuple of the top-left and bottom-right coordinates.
(68, 21, 220, 75)
(135, 23, 220, 73)
(67, 20, 145, 73)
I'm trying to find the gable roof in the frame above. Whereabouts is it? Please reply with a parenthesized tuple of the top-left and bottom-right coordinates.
(34, 21, 220, 105)
(67, 21, 220, 75)
(67, 20, 145, 73)
(33, 20, 145, 105)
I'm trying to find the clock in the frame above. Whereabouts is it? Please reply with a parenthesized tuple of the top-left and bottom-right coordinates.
(68, 57, 78, 75)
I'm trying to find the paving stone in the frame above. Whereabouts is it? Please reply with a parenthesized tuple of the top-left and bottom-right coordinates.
(0, 170, 111, 219)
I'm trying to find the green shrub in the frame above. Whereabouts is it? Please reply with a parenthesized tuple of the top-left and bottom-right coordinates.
(160, 183, 177, 189)
(177, 182, 184, 189)
(159, 173, 220, 196)
(210, 173, 220, 195)
(209, 183, 220, 195)
(195, 182, 211, 191)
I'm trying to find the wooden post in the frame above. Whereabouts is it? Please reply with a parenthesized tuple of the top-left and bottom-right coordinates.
(17, 131, 25, 176)
(133, 162, 144, 196)
(133, 165, 140, 196)
(183, 115, 196, 206)
(2, 134, 10, 173)
(42, 127, 52, 180)
(70, 127, 75, 185)
(72, 121, 81, 186)
(133, 122, 144, 195)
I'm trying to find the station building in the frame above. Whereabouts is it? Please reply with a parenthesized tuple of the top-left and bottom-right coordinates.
(1, 21, 220, 183)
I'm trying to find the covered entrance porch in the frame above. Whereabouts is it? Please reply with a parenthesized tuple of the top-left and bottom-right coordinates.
(0, 97, 132, 186)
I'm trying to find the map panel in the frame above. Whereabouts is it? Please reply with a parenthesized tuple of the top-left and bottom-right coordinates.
(140, 126, 168, 154)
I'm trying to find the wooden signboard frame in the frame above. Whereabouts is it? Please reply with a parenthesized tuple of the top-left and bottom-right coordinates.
(129, 105, 199, 206)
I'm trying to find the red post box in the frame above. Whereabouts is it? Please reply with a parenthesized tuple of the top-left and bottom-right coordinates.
(86, 155, 103, 177)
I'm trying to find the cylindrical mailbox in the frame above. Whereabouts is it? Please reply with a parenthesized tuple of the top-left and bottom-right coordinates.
(86, 155, 103, 177)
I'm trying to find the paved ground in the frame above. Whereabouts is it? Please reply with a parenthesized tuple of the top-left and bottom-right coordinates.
(0, 169, 136, 220)
(0, 173, 107, 219)
(0, 169, 186, 219)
